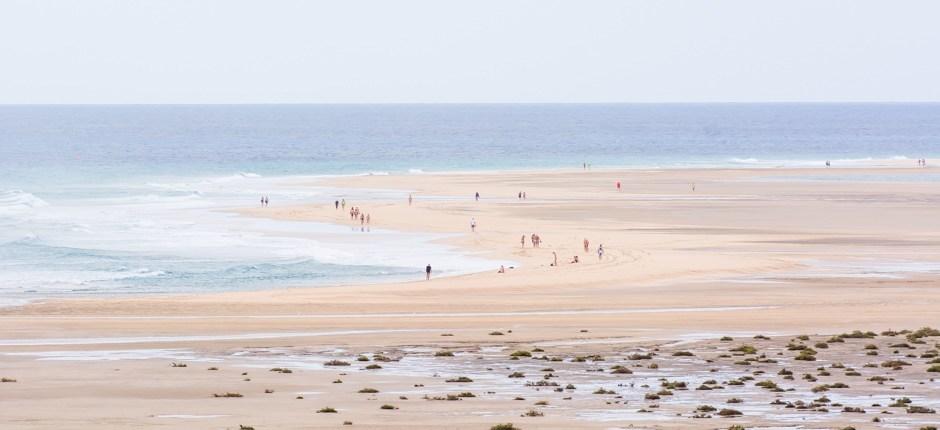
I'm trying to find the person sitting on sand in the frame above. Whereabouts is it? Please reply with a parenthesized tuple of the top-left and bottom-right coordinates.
(498, 265, 505, 273)
(425, 264, 432, 280)
(470, 217, 476, 232)
(571, 255, 579, 263)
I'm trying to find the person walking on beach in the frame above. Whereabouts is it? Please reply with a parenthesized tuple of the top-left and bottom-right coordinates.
(521, 234, 526, 248)
(470, 217, 476, 232)
(341, 199, 346, 210)
(523, 191, 526, 199)
(475, 192, 480, 201)
(261, 196, 265, 207)
(408, 193, 413, 205)
(518, 191, 522, 200)
(597, 244, 604, 260)
(616, 181, 621, 191)
(425, 264, 432, 280)
(366, 214, 370, 225)
(335, 200, 339, 209)
(583, 238, 589, 253)
(552, 251, 558, 267)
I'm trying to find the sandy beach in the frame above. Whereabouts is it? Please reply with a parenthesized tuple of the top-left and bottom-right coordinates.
(2, 166, 940, 430)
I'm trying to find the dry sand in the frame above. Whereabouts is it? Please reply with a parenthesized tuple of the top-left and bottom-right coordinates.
(2, 166, 940, 429)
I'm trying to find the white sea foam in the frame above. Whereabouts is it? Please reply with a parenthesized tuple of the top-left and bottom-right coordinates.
(0, 173, 512, 303)
(0, 190, 48, 215)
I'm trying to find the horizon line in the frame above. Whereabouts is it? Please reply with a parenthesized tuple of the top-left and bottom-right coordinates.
(2, 100, 940, 106)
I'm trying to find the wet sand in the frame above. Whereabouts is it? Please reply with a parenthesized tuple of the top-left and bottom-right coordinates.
(2, 166, 940, 429)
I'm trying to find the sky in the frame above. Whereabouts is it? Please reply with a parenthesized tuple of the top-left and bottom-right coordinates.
(1, 0, 939, 104)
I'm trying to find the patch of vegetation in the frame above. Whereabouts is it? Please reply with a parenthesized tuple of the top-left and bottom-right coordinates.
(672, 351, 694, 357)
(434, 351, 454, 357)
(717, 408, 742, 416)
(364, 364, 382, 370)
(380, 404, 397, 410)
(510, 350, 532, 358)
(446, 376, 474, 383)
(522, 409, 543, 417)
(358, 388, 379, 393)
(730, 345, 757, 355)
(316, 407, 337, 413)
(170, 362, 187, 368)
(489, 424, 520, 430)
(508, 372, 525, 378)
(212, 392, 243, 398)
(324, 360, 350, 366)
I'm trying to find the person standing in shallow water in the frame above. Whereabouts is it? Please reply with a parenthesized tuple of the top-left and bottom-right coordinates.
(425, 264, 432, 280)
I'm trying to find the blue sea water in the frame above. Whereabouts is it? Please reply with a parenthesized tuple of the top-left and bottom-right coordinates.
(1, 103, 938, 305)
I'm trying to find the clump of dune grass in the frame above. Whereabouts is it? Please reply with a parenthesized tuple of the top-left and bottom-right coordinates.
(842, 406, 865, 413)
(730, 345, 757, 355)
(881, 359, 912, 369)
(644, 393, 660, 400)
(440, 333, 454, 336)
(727, 397, 743, 404)
(446, 376, 474, 383)
(627, 353, 653, 360)
(610, 365, 632, 374)
(840, 330, 877, 339)
(358, 388, 379, 393)
(380, 404, 398, 410)
(508, 372, 525, 378)
(794, 349, 818, 361)
(332, 379, 342, 383)
(696, 405, 716, 412)
(728, 426, 746, 430)
(269, 368, 292, 374)
(457, 392, 476, 398)
(1, 377, 16, 383)
(490, 424, 520, 430)
(717, 408, 742, 416)
(316, 407, 337, 413)
(264, 389, 274, 394)
(207, 367, 219, 371)
(343, 421, 352, 426)
(239, 426, 255, 430)
(906, 327, 940, 342)
(364, 364, 382, 370)
(324, 360, 350, 366)
(927, 365, 940, 372)
(489, 331, 504, 336)
(593, 388, 616, 395)
(754, 380, 780, 391)
(521, 409, 543, 417)
(170, 362, 188, 368)
(672, 351, 694, 357)
(435, 351, 454, 357)
(720, 336, 733, 341)
(212, 392, 243, 398)
(356, 355, 370, 362)
(510, 350, 532, 358)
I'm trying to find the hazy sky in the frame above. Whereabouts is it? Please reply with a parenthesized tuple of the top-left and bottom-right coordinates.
(2, 0, 939, 103)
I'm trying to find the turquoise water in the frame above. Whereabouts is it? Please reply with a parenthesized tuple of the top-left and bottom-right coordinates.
(1, 104, 938, 304)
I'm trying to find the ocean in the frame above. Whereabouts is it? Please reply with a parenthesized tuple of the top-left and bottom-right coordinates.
(1, 103, 938, 305)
